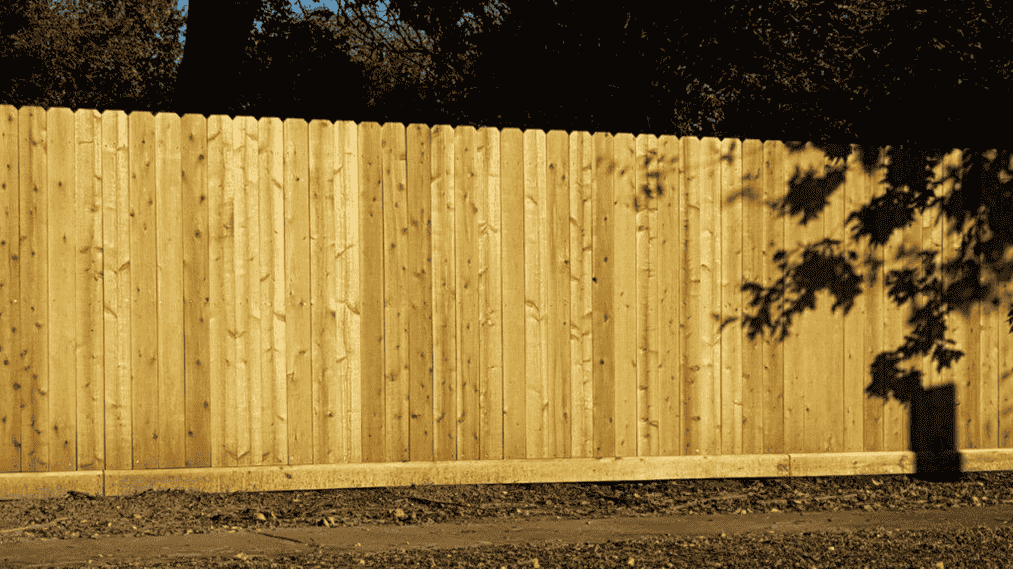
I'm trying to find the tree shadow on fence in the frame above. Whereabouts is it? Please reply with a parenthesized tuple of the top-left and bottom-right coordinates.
(712, 140, 1012, 482)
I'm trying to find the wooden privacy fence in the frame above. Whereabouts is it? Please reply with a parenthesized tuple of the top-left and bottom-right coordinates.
(1, 104, 1012, 498)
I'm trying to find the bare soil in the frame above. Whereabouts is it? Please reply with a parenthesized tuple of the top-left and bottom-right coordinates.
(2, 470, 1013, 567)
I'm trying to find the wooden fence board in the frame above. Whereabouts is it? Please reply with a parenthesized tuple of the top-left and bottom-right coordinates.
(862, 148, 886, 452)
(1002, 285, 1013, 448)
(704, 137, 723, 457)
(681, 136, 702, 456)
(923, 151, 947, 392)
(156, 113, 185, 468)
(230, 116, 249, 466)
(880, 147, 907, 452)
(309, 120, 338, 463)
(613, 133, 637, 457)
(790, 142, 830, 451)
(982, 289, 1000, 448)
(781, 144, 810, 453)
(635, 134, 659, 456)
(810, 144, 838, 454)
(381, 122, 410, 463)
(547, 130, 570, 458)
(591, 132, 615, 458)
(75, 109, 104, 472)
(129, 112, 158, 469)
(720, 138, 743, 455)
(258, 117, 287, 465)
(101, 110, 131, 470)
(49, 107, 76, 472)
(237, 114, 260, 466)
(826, 144, 850, 451)
(181, 114, 210, 468)
(842, 145, 867, 453)
(206, 115, 229, 466)
(761, 140, 785, 454)
(407, 123, 434, 462)
(979, 153, 1002, 449)
(500, 128, 526, 460)
(358, 122, 385, 462)
(337, 120, 362, 464)
(430, 125, 456, 461)
(524, 129, 546, 458)
(740, 139, 764, 455)
(1000, 151, 1013, 448)
(455, 126, 480, 460)
(570, 131, 594, 459)
(657, 134, 682, 457)
(239, 116, 263, 466)
(478, 127, 504, 461)
(220, 116, 239, 467)
(284, 118, 312, 465)
(0, 105, 20, 473)
(645, 134, 660, 457)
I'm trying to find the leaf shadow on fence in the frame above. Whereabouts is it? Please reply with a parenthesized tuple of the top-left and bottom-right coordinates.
(713, 141, 1013, 482)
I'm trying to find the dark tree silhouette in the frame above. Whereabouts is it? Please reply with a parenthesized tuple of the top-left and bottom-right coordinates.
(0, 0, 185, 112)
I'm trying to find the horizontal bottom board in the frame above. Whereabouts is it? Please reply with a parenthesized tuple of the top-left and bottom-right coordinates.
(1, 449, 1011, 500)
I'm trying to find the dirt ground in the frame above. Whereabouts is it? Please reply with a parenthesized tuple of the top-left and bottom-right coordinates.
(2, 470, 1013, 567)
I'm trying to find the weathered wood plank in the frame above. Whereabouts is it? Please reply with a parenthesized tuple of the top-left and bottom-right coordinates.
(842, 144, 867, 453)
(258, 117, 287, 465)
(863, 147, 886, 452)
(0, 105, 21, 472)
(430, 125, 457, 461)
(500, 128, 526, 460)
(613, 133, 637, 457)
(477, 127, 504, 460)
(406, 123, 434, 462)
(129, 111, 158, 469)
(635, 134, 658, 456)
(238, 116, 262, 466)
(48, 107, 76, 472)
(591, 132, 616, 458)
(524, 129, 547, 458)
(335, 120, 361, 463)
(181, 113, 210, 468)
(546, 130, 570, 458)
(455, 126, 480, 460)
(720, 138, 743, 455)
(206, 115, 228, 467)
(101, 110, 131, 470)
(657, 134, 682, 457)
(357, 122, 385, 463)
(309, 119, 338, 464)
(284, 118, 312, 465)
(569, 131, 594, 459)
(740, 139, 764, 455)
(761, 140, 785, 454)
(156, 113, 185, 468)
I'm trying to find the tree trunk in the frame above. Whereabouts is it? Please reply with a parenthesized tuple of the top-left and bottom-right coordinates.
(174, 0, 260, 117)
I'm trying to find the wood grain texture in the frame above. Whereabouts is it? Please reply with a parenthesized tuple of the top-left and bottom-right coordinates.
(407, 124, 435, 462)
(357, 122, 385, 463)
(500, 128, 526, 459)
(156, 113, 185, 469)
(181, 114, 210, 468)
(284, 119, 312, 465)
(11, 107, 1013, 491)
(0, 106, 21, 473)
(48, 107, 75, 472)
